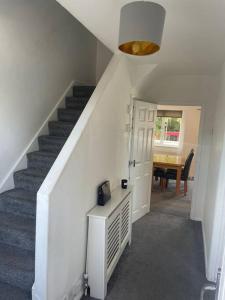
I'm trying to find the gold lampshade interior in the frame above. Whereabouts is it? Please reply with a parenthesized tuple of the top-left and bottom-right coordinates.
(119, 40, 160, 56)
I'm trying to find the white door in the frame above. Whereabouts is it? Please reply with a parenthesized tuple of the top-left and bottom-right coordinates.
(130, 100, 156, 223)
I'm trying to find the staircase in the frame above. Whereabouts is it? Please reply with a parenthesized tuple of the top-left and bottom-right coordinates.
(0, 85, 95, 299)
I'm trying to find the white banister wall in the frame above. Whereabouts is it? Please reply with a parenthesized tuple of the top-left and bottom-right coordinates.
(33, 55, 132, 300)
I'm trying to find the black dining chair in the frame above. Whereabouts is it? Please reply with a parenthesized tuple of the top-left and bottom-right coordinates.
(164, 149, 194, 195)
(153, 167, 166, 189)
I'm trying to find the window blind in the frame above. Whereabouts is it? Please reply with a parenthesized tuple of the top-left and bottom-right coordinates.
(157, 110, 183, 118)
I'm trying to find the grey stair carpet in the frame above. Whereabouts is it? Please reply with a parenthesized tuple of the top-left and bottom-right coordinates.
(0, 281, 31, 300)
(0, 85, 95, 298)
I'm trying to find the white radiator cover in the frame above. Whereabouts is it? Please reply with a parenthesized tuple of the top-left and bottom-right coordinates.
(87, 187, 132, 299)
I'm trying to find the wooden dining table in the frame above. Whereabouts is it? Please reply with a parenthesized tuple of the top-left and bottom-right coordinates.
(153, 154, 185, 195)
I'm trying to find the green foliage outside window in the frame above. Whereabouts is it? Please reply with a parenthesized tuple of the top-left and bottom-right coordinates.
(154, 117, 181, 144)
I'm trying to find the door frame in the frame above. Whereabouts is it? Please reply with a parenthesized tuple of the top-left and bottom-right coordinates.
(215, 139, 225, 298)
(129, 97, 157, 222)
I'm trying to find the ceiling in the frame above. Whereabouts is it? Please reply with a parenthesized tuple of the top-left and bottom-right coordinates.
(57, 0, 225, 75)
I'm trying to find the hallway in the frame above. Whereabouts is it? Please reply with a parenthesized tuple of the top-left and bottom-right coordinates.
(85, 183, 214, 300)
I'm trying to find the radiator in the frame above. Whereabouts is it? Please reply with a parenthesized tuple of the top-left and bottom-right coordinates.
(87, 187, 132, 299)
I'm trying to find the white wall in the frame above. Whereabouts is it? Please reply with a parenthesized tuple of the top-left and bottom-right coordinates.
(202, 63, 225, 281)
(153, 105, 201, 177)
(136, 74, 219, 106)
(96, 41, 113, 82)
(0, 0, 97, 191)
(33, 56, 132, 300)
(183, 109, 201, 151)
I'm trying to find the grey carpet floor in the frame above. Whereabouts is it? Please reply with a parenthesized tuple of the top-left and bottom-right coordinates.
(0, 281, 31, 300)
(84, 180, 215, 300)
(151, 180, 191, 219)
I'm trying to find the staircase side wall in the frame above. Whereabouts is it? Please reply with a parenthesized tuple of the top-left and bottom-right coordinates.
(34, 55, 132, 300)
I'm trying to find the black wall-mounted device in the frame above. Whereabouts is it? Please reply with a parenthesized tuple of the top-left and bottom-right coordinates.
(97, 181, 111, 206)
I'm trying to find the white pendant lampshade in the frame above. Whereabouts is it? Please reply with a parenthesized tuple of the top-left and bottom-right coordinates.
(118, 1, 166, 56)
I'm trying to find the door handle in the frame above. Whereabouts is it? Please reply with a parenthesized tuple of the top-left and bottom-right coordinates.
(129, 160, 136, 167)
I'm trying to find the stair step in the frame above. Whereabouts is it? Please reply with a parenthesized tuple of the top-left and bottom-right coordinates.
(27, 150, 58, 170)
(73, 85, 95, 97)
(0, 281, 31, 300)
(14, 168, 47, 193)
(0, 86, 93, 295)
(0, 243, 34, 291)
(0, 212, 35, 251)
(65, 96, 88, 109)
(48, 121, 74, 137)
(0, 189, 36, 219)
(38, 135, 67, 153)
(58, 108, 82, 123)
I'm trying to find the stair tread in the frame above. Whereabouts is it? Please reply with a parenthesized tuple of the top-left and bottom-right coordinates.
(0, 242, 34, 273)
(58, 108, 83, 113)
(0, 212, 35, 234)
(27, 150, 58, 159)
(39, 135, 67, 141)
(73, 85, 95, 96)
(65, 97, 88, 110)
(75, 85, 95, 89)
(0, 242, 34, 290)
(48, 121, 75, 137)
(0, 211, 35, 251)
(14, 169, 46, 193)
(57, 108, 82, 123)
(48, 121, 75, 126)
(0, 281, 31, 300)
(38, 135, 67, 154)
(14, 168, 48, 178)
(0, 189, 36, 219)
(0, 189, 36, 202)
(38, 135, 67, 148)
(66, 96, 89, 101)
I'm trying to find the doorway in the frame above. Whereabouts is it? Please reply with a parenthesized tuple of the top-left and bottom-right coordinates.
(114, 101, 211, 300)
(150, 105, 202, 218)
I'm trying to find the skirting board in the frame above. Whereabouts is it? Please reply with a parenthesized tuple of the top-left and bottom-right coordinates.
(202, 223, 209, 280)
(32, 288, 83, 300)
(74, 291, 83, 300)
(32, 278, 84, 300)
(32, 289, 41, 300)
(0, 80, 75, 193)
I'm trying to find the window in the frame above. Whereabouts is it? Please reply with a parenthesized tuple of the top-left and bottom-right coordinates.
(154, 110, 182, 147)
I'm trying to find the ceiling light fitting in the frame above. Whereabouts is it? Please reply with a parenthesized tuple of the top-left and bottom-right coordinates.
(118, 1, 166, 56)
